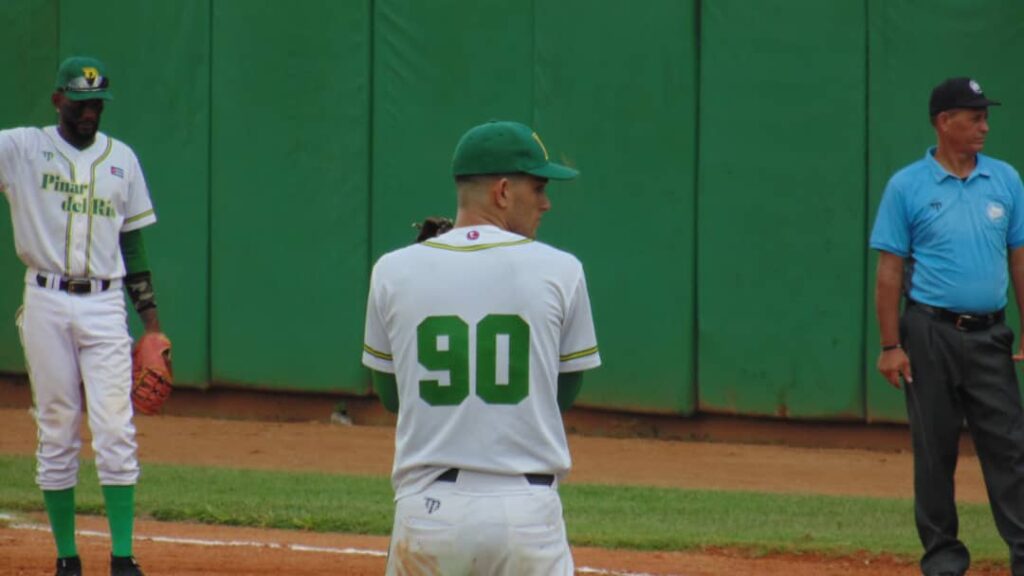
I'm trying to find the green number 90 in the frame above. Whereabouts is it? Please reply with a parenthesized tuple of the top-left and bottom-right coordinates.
(417, 314, 530, 406)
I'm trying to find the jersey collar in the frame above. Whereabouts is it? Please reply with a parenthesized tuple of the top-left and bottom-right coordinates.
(423, 225, 532, 251)
(925, 145, 992, 184)
(45, 125, 109, 160)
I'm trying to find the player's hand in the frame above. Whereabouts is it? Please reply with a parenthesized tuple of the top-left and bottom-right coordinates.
(878, 348, 912, 389)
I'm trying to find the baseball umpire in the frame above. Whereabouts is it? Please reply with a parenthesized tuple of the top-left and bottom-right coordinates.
(872, 77, 1024, 575)
(361, 120, 601, 574)
(0, 56, 169, 576)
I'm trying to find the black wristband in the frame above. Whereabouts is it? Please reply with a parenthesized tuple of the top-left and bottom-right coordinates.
(881, 344, 901, 352)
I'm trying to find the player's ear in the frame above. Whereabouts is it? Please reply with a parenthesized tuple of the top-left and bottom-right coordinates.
(936, 110, 954, 132)
(51, 92, 63, 112)
(493, 177, 511, 209)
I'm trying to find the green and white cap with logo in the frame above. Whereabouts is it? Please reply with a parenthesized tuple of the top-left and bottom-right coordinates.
(452, 120, 578, 180)
(55, 56, 113, 101)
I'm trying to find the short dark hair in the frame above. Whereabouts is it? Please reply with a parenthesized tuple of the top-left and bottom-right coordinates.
(454, 173, 522, 186)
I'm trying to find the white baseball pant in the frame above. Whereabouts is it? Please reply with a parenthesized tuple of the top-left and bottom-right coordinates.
(386, 470, 573, 576)
(17, 279, 138, 490)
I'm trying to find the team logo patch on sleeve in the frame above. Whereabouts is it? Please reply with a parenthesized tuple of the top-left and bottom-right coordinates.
(110, 166, 124, 178)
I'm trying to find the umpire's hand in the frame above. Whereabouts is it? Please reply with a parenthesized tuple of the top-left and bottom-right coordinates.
(878, 348, 913, 389)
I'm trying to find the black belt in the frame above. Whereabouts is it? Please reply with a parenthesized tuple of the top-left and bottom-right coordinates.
(37, 274, 112, 295)
(436, 468, 555, 487)
(908, 299, 1004, 332)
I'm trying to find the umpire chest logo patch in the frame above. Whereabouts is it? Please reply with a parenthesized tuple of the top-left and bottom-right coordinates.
(987, 202, 1005, 221)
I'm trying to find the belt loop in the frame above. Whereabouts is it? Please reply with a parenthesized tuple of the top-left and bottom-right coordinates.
(30, 271, 116, 295)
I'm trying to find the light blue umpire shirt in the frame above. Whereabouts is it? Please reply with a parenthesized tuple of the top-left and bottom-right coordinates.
(870, 146, 1024, 313)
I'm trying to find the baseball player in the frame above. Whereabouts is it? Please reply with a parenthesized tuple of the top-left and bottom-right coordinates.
(0, 56, 163, 576)
(362, 120, 601, 575)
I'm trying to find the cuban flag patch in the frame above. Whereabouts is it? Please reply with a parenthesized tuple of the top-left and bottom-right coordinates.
(110, 166, 124, 178)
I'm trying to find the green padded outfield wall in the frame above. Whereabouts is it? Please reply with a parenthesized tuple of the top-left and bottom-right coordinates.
(58, 0, 212, 387)
(3, 1, 1024, 419)
(698, 0, 868, 418)
(864, 0, 1024, 422)
(0, 0, 58, 372)
(533, 0, 697, 413)
(210, 0, 371, 393)
(373, 0, 697, 414)
(372, 0, 533, 257)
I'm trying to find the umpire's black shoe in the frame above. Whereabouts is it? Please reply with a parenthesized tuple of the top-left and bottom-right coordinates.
(55, 556, 82, 576)
(110, 555, 145, 576)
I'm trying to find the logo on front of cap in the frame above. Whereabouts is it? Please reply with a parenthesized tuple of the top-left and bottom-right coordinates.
(82, 67, 99, 86)
(531, 132, 549, 161)
(969, 80, 983, 95)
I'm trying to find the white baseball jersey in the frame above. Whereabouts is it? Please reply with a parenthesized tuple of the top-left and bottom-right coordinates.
(0, 126, 156, 280)
(362, 224, 601, 499)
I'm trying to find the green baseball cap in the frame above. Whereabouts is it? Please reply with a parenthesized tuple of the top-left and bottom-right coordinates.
(55, 56, 113, 101)
(452, 120, 579, 180)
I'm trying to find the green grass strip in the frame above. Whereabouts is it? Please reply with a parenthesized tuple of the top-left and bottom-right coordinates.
(0, 454, 1009, 563)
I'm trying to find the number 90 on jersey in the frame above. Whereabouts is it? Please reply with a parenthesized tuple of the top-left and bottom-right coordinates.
(417, 314, 530, 406)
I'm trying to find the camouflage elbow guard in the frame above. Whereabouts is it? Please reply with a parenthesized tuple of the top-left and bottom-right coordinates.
(125, 271, 157, 313)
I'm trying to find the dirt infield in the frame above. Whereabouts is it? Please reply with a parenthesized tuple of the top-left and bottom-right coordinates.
(1, 512, 939, 576)
(0, 387, 1002, 575)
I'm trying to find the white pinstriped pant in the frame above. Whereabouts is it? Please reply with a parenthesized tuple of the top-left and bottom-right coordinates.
(17, 282, 139, 490)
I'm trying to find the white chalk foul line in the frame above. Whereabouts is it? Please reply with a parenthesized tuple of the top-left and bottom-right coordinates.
(9, 519, 672, 576)
(577, 569, 666, 576)
(10, 521, 386, 557)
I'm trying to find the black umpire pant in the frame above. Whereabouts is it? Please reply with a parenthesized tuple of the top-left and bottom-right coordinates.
(902, 302, 1024, 576)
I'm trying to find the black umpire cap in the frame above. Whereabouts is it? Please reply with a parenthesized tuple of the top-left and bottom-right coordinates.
(929, 77, 1000, 116)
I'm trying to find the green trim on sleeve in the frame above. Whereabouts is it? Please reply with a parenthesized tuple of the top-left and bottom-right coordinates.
(124, 208, 154, 225)
(363, 343, 393, 361)
(560, 346, 599, 362)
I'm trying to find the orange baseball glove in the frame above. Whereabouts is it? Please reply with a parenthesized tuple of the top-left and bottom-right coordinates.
(131, 332, 173, 415)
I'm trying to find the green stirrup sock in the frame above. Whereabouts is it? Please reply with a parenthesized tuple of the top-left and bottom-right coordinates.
(102, 485, 135, 557)
(43, 488, 78, 558)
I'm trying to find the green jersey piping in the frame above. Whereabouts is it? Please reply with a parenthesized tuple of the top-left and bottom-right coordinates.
(421, 238, 533, 252)
(560, 346, 599, 362)
(44, 132, 77, 276)
(363, 343, 393, 361)
(84, 137, 113, 276)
